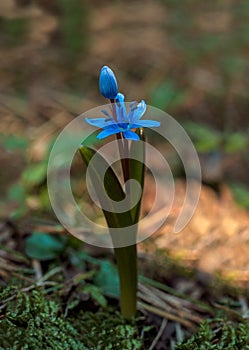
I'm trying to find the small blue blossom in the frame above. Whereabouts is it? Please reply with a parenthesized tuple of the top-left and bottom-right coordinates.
(85, 93, 160, 141)
(99, 66, 118, 99)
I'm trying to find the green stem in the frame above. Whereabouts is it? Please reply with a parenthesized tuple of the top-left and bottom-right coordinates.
(114, 244, 137, 319)
(110, 98, 138, 319)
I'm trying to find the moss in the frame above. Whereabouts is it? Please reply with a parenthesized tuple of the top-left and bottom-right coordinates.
(0, 286, 143, 350)
(176, 319, 249, 350)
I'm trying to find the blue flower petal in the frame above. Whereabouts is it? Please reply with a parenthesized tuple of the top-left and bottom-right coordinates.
(123, 130, 140, 141)
(128, 100, 146, 123)
(85, 91, 160, 141)
(115, 93, 125, 102)
(85, 117, 115, 128)
(131, 120, 160, 128)
(115, 93, 127, 123)
(96, 125, 121, 139)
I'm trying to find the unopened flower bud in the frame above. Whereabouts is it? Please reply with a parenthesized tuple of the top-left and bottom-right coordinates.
(99, 66, 118, 99)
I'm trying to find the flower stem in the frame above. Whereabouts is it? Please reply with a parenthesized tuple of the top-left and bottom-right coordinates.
(114, 136, 136, 318)
(114, 243, 137, 319)
(110, 98, 137, 319)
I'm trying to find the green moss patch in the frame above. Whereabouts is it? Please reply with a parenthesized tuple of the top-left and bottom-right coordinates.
(0, 286, 143, 350)
(176, 319, 249, 350)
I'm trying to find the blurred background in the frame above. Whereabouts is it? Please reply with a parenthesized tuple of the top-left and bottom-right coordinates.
(0, 0, 248, 239)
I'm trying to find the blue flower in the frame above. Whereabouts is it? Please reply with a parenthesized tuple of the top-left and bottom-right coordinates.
(99, 66, 118, 99)
(85, 93, 160, 141)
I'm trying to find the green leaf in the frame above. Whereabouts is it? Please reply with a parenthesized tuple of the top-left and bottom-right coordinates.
(93, 260, 120, 298)
(9, 207, 27, 220)
(1, 134, 28, 151)
(79, 145, 133, 230)
(25, 232, 67, 260)
(7, 183, 27, 219)
(183, 121, 222, 152)
(150, 80, 187, 110)
(39, 188, 51, 209)
(228, 183, 249, 209)
(8, 183, 25, 203)
(129, 128, 145, 223)
(79, 145, 138, 318)
(80, 130, 100, 147)
(225, 133, 248, 153)
(84, 284, 107, 308)
(22, 162, 47, 188)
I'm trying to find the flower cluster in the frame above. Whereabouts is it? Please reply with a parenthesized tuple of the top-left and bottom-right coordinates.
(85, 66, 160, 141)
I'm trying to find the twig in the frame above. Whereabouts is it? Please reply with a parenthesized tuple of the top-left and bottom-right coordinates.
(32, 259, 43, 281)
(139, 275, 215, 314)
(0, 266, 63, 311)
(36, 266, 63, 285)
(148, 317, 168, 350)
(175, 322, 184, 343)
(138, 301, 195, 329)
(212, 302, 244, 321)
(138, 283, 204, 324)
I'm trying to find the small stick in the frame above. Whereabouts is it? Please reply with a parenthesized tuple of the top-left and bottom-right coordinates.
(148, 317, 168, 350)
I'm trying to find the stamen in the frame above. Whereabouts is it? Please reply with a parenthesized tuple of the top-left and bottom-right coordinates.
(130, 101, 137, 108)
(101, 109, 114, 122)
(105, 117, 114, 122)
(101, 109, 110, 117)
(130, 101, 138, 112)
